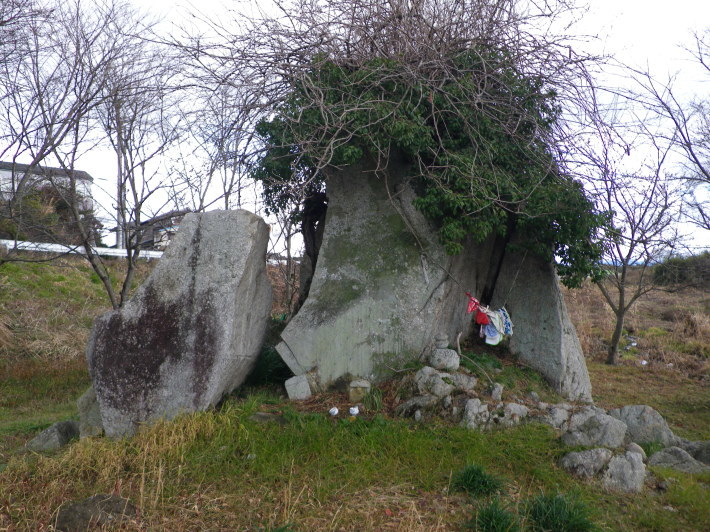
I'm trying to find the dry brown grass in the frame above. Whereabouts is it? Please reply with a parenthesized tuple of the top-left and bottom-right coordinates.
(563, 281, 709, 380)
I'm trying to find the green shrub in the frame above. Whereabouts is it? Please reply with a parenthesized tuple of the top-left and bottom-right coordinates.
(654, 252, 710, 288)
(525, 493, 596, 532)
(465, 498, 520, 531)
(451, 464, 504, 497)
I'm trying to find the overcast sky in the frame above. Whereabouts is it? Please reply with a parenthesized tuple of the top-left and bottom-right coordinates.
(78, 0, 709, 249)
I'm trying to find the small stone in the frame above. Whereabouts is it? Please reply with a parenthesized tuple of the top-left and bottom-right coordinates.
(608, 405, 678, 446)
(526, 391, 540, 403)
(648, 447, 710, 474)
(490, 383, 504, 402)
(434, 333, 449, 349)
(348, 379, 371, 402)
(414, 410, 422, 422)
(460, 398, 490, 430)
(448, 373, 477, 393)
(443, 395, 452, 408)
(285, 375, 312, 400)
(560, 448, 614, 479)
(26, 421, 79, 452)
(561, 413, 628, 448)
(626, 442, 647, 461)
(414, 367, 455, 398)
(395, 395, 437, 417)
(429, 348, 460, 372)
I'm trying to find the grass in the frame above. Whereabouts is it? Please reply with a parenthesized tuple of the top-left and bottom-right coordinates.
(465, 498, 520, 531)
(450, 464, 504, 497)
(1, 257, 709, 530)
(525, 492, 596, 532)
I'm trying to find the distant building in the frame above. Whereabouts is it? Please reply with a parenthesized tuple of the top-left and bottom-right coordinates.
(0, 161, 94, 211)
(127, 210, 189, 250)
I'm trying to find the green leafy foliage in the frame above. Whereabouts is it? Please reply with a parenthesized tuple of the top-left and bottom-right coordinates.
(252, 48, 606, 286)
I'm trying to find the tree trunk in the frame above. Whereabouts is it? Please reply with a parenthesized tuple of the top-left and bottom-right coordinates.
(607, 310, 625, 365)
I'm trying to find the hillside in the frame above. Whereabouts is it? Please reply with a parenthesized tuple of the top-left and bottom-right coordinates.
(0, 255, 708, 531)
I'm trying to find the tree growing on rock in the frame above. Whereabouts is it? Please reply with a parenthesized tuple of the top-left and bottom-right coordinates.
(179, 0, 609, 289)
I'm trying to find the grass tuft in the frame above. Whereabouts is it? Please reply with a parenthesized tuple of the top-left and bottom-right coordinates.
(525, 492, 596, 532)
(466, 498, 520, 531)
(451, 464, 504, 497)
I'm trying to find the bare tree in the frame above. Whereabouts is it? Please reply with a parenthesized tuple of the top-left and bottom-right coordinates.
(170, 0, 609, 293)
(584, 119, 682, 364)
(632, 29, 710, 230)
(169, 85, 260, 212)
(0, 0, 184, 309)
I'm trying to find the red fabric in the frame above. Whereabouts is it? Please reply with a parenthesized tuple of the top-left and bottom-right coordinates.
(475, 310, 490, 325)
(466, 292, 480, 313)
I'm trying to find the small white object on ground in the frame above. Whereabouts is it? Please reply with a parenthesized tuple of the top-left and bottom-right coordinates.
(349, 406, 359, 416)
(329, 407, 339, 416)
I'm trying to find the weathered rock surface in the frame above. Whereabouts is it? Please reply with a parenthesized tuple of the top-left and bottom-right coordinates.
(461, 398, 490, 430)
(648, 447, 710, 474)
(414, 366, 456, 398)
(284, 375, 312, 400)
(348, 379, 372, 402)
(276, 158, 592, 401)
(77, 386, 103, 438)
(560, 448, 614, 479)
(561, 413, 628, 448)
(26, 421, 79, 452)
(490, 402, 530, 428)
(87, 210, 272, 438)
(55, 494, 137, 531)
(489, 247, 592, 402)
(490, 383, 504, 402)
(429, 348, 460, 372)
(608, 405, 678, 446)
(602, 451, 646, 493)
(395, 395, 438, 417)
(448, 373, 477, 393)
(677, 440, 710, 465)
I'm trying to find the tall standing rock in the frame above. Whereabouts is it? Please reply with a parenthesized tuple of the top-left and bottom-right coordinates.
(277, 158, 592, 401)
(277, 159, 489, 388)
(490, 249, 593, 402)
(87, 210, 272, 438)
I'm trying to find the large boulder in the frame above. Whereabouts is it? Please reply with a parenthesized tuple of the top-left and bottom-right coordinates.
(276, 158, 592, 401)
(607, 405, 678, 446)
(87, 210, 272, 438)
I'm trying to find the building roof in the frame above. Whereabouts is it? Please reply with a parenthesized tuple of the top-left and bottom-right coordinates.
(0, 161, 94, 182)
